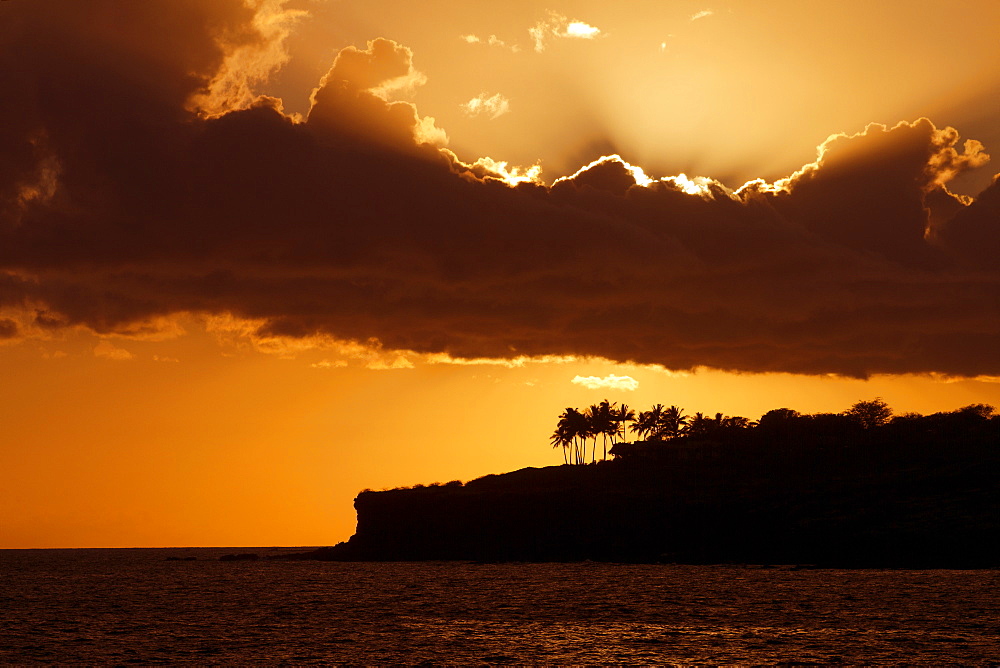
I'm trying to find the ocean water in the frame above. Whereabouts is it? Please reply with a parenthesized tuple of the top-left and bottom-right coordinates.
(2, 548, 999, 665)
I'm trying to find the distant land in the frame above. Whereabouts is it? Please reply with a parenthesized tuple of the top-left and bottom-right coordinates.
(290, 404, 1000, 567)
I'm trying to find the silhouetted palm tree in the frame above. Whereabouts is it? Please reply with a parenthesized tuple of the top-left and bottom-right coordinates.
(603, 400, 620, 454)
(655, 405, 688, 440)
(614, 403, 635, 444)
(687, 412, 712, 437)
(555, 402, 758, 463)
(556, 407, 591, 465)
(550, 424, 572, 465)
(589, 399, 620, 461)
(578, 410, 596, 464)
(632, 403, 665, 441)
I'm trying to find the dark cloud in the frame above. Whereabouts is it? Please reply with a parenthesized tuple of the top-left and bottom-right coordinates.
(935, 174, 1000, 269)
(0, 318, 17, 340)
(2, 0, 1000, 377)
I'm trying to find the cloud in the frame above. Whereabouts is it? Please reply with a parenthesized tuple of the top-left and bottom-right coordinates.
(690, 10, 714, 21)
(460, 34, 518, 52)
(571, 374, 640, 391)
(425, 353, 575, 367)
(529, 12, 602, 52)
(0, 318, 18, 340)
(94, 340, 134, 361)
(311, 359, 348, 369)
(307, 37, 446, 148)
(153, 355, 180, 363)
(564, 22, 601, 39)
(3, 1, 1000, 379)
(461, 93, 510, 120)
(463, 157, 542, 186)
(366, 356, 414, 371)
(189, 0, 306, 117)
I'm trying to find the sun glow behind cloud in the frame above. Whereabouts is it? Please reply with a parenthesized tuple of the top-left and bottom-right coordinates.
(5, 0, 1000, 552)
(551, 154, 653, 187)
(3, 9, 999, 379)
(549, 154, 724, 196)
(189, 0, 306, 118)
(464, 156, 543, 185)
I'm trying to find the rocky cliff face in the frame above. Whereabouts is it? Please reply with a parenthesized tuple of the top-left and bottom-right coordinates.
(319, 437, 1000, 566)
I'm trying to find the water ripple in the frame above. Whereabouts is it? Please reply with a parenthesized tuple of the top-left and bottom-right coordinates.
(1, 549, 999, 664)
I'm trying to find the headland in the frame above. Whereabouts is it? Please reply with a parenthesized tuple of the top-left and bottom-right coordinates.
(292, 406, 1000, 567)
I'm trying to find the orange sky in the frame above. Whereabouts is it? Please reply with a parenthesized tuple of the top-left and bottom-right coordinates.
(3, 0, 1000, 548)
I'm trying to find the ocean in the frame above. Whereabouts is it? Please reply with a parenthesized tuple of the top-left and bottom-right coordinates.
(2, 547, 999, 665)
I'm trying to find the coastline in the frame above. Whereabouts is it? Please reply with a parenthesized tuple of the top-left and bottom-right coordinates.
(283, 428, 1000, 568)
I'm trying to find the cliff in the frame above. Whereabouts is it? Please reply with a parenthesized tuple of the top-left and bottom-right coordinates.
(307, 418, 1000, 566)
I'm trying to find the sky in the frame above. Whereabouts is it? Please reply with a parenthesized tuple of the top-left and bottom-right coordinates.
(3, 0, 1000, 548)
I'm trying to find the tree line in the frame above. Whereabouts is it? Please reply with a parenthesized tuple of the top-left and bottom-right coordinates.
(550, 399, 756, 465)
(550, 397, 995, 464)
